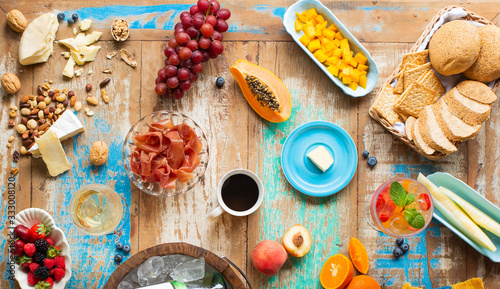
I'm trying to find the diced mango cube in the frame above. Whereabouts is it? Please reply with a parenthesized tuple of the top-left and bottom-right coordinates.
(333, 48, 342, 57)
(299, 34, 311, 46)
(326, 56, 340, 65)
(325, 42, 336, 51)
(343, 49, 353, 63)
(306, 8, 318, 20)
(339, 39, 350, 51)
(327, 65, 339, 76)
(358, 64, 369, 71)
(359, 75, 367, 88)
(325, 50, 334, 57)
(360, 70, 367, 76)
(315, 14, 325, 24)
(307, 39, 321, 52)
(335, 31, 344, 40)
(342, 76, 351, 84)
(349, 59, 358, 68)
(320, 21, 327, 29)
(323, 28, 335, 40)
(313, 50, 328, 63)
(296, 12, 308, 23)
(320, 37, 330, 46)
(311, 18, 318, 26)
(295, 19, 303, 31)
(351, 69, 360, 83)
(315, 26, 323, 37)
(333, 38, 341, 47)
(338, 71, 343, 80)
(304, 25, 316, 37)
(328, 24, 338, 32)
(354, 52, 368, 65)
(349, 81, 358, 90)
(342, 67, 350, 76)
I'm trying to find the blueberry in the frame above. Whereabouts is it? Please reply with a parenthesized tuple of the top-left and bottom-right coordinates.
(393, 247, 403, 259)
(72, 13, 79, 21)
(396, 238, 404, 246)
(215, 77, 225, 88)
(367, 156, 377, 167)
(114, 254, 123, 263)
(123, 245, 131, 254)
(400, 243, 410, 253)
(362, 150, 369, 158)
(115, 242, 123, 250)
(67, 18, 75, 24)
(57, 13, 65, 21)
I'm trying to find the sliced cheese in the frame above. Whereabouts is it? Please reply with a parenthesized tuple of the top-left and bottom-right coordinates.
(59, 38, 85, 52)
(30, 110, 84, 155)
(83, 31, 103, 46)
(75, 32, 86, 44)
(35, 130, 71, 177)
(19, 13, 59, 65)
(71, 50, 85, 65)
(63, 57, 76, 78)
(81, 45, 101, 62)
(78, 19, 92, 31)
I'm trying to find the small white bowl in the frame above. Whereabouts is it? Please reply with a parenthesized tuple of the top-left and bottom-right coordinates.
(13, 208, 72, 289)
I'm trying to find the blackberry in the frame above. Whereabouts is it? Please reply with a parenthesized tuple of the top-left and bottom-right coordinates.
(35, 239, 50, 254)
(33, 252, 46, 264)
(33, 266, 50, 280)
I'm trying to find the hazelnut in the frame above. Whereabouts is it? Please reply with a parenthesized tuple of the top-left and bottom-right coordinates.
(1, 73, 21, 94)
(6, 9, 27, 32)
(89, 141, 109, 166)
(86, 84, 92, 91)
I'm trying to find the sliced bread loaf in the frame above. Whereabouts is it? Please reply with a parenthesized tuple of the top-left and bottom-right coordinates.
(405, 116, 416, 141)
(443, 88, 491, 125)
(413, 118, 436, 156)
(433, 100, 481, 141)
(418, 106, 457, 154)
(455, 80, 497, 104)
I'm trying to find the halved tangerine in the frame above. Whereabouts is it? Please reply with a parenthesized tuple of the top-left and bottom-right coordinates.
(348, 238, 369, 274)
(320, 254, 354, 289)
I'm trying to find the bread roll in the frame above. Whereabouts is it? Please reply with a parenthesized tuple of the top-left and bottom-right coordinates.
(464, 25, 500, 82)
(429, 20, 480, 75)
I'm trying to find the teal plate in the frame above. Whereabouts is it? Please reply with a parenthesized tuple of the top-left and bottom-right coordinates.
(428, 172, 500, 262)
(283, 0, 379, 97)
(281, 121, 357, 197)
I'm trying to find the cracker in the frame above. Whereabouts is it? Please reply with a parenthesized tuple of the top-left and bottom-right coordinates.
(418, 69, 446, 102)
(394, 63, 418, 94)
(404, 63, 431, 91)
(394, 82, 436, 117)
(371, 83, 403, 125)
(401, 50, 429, 67)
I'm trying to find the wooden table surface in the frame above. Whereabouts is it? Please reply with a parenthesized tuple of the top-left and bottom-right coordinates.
(1, 1, 499, 288)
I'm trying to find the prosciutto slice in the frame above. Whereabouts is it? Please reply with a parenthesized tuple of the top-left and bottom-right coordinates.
(130, 119, 203, 189)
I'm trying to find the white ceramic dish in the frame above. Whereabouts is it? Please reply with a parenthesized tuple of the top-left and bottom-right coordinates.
(283, 0, 379, 97)
(13, 208, 72, 288)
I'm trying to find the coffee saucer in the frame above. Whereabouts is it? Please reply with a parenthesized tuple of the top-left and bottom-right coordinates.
(281, 121, 357, 197)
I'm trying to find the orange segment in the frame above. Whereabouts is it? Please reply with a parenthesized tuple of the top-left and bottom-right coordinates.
(320, 254, 354, 289)
(348, 238, 369, 274)
(345, 275, 381, 289)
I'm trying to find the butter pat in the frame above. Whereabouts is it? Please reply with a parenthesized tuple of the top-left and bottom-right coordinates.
(30, 110, 84, 155)
(307, 146, 333, 172)
(19, 13, 59, 65)
(35, 130, 70, 177)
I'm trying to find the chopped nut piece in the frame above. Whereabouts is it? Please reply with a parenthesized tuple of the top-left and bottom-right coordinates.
(42, 82, 51, 90)
(8, 136, 15, 142)
(9, 110, 17, 118)
(27, 119, 37, 129)
(101, 88, 110, 103)
(74, 101, 83, 111)
(107, 51, 118, 59)
(11, 168, 19, 176)
(16, 124, 27, 134)
(19, 147, 27, 155)
(7, 143, 11, 148)
(86, 96, 99, 105)
(48, 79, 53, 84)
(102, 69, 112, 74)
(120, 49, 137, 68)
(86, 110, 94, 116)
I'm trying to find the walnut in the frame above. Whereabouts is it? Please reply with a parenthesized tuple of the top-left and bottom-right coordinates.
(6, 9, 27, 32)
(89, 141, 108, 166)
(1, 73, 21, 94)
(111, 18, 129, 41)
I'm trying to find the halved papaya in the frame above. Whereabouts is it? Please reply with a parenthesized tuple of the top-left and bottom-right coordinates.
(230, 59, 292, 122)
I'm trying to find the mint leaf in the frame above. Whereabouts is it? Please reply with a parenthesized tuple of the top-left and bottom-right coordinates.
(404, 193, 415, 207)
(405, 208, 425, 229)
(389, 181, 407, 207)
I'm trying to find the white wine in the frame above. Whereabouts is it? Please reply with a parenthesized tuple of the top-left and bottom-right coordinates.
(70, 184, 123, 235)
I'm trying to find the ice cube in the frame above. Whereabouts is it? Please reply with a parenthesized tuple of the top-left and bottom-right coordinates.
(137, 256, 166, 286)
(170, 257, 205, 282)
(117, 281, 134, 289)
(163, 254, 192, 275)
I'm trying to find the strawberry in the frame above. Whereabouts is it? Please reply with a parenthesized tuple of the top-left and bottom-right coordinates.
(29, 262, 40, 272)
(46, 246, 62, 259)
(29, 223, 51, 242)
(419, 193, 431, 211)
(24, 243, 36, 257)
(52, 268, 65, 281)
(44, 258, 55, 269)
(35, 277, 53, 289)
(17, 255, 32, 268)
(44, 237, 54, 246)
(54, 256, 65, 269)
(27, 272, 38, 286)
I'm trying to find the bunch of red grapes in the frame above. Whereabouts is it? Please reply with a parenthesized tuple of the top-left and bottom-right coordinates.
(155, 0, 231, 99)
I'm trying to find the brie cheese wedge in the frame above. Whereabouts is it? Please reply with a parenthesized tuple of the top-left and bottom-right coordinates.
(19, 13, 59, 65)
(35, 130, 71, 177)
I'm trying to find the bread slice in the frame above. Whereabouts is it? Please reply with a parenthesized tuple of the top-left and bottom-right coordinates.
(433, 100, 481, 141)
(371, 83, 403, 125)
(413, 118, 436, 156)
(455, 80, 497, 104)
(418, 106, 457, 154)
(443, 88, 491, 125)
(405, 116, 416, 141)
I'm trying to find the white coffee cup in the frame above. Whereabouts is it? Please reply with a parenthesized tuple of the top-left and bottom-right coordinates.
(208, 169, 264, 220)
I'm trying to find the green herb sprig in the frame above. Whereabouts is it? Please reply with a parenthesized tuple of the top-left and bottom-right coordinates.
(389, 181, 425, 229)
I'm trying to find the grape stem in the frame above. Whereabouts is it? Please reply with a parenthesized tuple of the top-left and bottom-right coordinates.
(205, 3, 213, 19)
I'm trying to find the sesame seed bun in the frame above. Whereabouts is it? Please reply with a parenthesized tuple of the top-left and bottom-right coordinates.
(464, 25, 500, 83)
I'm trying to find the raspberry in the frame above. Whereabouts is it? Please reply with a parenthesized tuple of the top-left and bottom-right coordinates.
(33, 266, 50, 280)
(54, 256, 65, 269)
(27, 272, 38, 286)
(24, 243, 36, 257)
(52, 268, 65, 281)
(35, 239, 50, 254)
(33, 252, 46, 264)
(29, 262, 40, 272)
(45, 277, 54, 288)
(44, 258, 55, 269)
(44, 237, 54, 246)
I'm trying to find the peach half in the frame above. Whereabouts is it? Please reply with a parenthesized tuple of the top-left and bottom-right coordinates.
(282, 224, 312, 257)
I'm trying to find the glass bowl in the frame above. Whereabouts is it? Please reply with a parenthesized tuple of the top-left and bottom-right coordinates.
(123, 111, 209, 197)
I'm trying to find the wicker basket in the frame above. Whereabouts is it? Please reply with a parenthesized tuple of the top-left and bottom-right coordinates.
(369, 5, 500, 160)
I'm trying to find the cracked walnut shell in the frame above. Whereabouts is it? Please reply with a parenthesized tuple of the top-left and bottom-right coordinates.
(89, 141, 108, 166)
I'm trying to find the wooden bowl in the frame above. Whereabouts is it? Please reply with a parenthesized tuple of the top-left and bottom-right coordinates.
(103, 242, 247, 288)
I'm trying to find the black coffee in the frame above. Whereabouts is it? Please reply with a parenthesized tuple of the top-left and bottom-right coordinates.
(221, 174, 259, 212)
